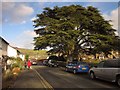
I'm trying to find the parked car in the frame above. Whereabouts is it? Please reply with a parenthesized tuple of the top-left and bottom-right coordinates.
(48, 60, 58, 67)
(47, 55, 59, 67)
(43, 60, 48, 66)
(65, 61, 90, 74)
(89, 58, 120, 87)
(31, 60, 37, 65)
(48, 56, 58, 60)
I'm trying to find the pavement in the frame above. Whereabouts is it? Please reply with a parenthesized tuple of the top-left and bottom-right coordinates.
(11, 68, 53, 89)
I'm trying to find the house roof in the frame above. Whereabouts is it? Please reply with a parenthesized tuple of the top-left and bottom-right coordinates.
(0, 36, 9, 45)
(11, 46, 23, 54)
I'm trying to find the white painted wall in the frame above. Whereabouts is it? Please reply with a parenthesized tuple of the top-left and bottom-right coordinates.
(19, 54, 25, 61)
(7, 45, 17, 58)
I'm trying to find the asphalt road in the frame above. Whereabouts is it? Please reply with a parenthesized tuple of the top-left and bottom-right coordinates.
(32, 65, 119, 89)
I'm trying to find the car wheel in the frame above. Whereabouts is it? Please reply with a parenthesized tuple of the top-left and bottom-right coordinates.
(90, 72, 96, 80)
(117, 77, 120, 87)
(73, 70, 77, 74)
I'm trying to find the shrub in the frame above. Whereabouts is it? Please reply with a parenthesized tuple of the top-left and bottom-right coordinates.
(11, 63, 19, 68)
(9, 57, 24, 70)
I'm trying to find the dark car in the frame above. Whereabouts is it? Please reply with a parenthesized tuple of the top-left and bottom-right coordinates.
(48, 56, 58, 60)
(43, 60, 48, 66)
(47, 56, 58, 67)
(65, 61, 90, 74)
(48, 60, 58, 67)
(89, 58, 120, 87)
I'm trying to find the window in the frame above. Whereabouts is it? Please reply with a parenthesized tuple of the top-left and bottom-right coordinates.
(78, 62, 88, 65)
(104, 60, 120, 68)
(97, 61, 104, 68)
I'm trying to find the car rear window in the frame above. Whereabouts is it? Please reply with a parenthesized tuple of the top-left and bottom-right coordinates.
(78, 62, 87, 65)
(67, 61, 88, 66)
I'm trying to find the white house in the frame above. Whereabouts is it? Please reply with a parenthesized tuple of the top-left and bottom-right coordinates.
(19, 53, 25, 61)
(7, 45, 18, 58)
(7, 45, 25, 61)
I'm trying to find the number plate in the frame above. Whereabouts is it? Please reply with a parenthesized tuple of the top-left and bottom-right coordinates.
(68, 66, 72, 68)
(82, 68, 86, 70)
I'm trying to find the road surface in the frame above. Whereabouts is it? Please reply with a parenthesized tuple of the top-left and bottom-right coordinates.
(32, 65, 119, 89)
(12, 65, 119, 89)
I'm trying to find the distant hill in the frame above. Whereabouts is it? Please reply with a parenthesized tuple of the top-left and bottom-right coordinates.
(17, 48, 48, 60)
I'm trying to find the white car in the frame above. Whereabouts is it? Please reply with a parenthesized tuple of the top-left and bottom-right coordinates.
(31, 61, 37, 65)
(89, 59, 120, 87)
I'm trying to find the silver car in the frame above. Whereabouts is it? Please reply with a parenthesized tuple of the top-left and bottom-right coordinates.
(89, 59, 120, 87)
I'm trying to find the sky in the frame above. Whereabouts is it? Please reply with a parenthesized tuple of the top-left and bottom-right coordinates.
(1, 0, 120, 49)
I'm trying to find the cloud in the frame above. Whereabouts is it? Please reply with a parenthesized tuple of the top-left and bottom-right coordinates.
(103, 8, 118, 29)
(11, 30, 37, 49)
(23, 30, 36, 37)
(2, 2, 34, 24)
(21, 21, 26, 24)
(103, 7, 119, 36)
(13, 4, 33, 17)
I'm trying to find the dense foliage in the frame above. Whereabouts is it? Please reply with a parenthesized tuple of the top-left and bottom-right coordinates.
(33, 5, 119, 60)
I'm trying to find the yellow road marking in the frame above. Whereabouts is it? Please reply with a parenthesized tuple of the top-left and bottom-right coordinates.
(33, 69, 54, 90)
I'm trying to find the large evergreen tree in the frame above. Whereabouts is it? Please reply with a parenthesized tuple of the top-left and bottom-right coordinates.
(33, 5, 118, 60)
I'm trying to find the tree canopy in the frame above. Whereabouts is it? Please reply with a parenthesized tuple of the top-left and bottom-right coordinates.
(33, 5, 119, 60)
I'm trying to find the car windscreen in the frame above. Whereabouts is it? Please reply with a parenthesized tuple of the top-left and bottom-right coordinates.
(51, 60, 57, 63)
(48, 56, 58, 60)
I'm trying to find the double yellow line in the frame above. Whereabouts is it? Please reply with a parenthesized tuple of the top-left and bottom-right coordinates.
(33, 69, 54, 90)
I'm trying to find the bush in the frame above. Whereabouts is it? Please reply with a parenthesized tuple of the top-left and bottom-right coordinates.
(9, 57, 24, 70)
(12, 67, 20, 75)
(11, 63, 19, 68)
(3, 69, 14, 81)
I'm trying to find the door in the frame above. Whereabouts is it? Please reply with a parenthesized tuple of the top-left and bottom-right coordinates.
(94, 61, 105, 78)
(102, 60, 119, 81)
